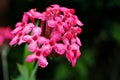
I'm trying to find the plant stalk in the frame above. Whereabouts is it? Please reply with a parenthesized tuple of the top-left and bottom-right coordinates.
(30, 63, 39, 80)
(1, 45, 9, 80)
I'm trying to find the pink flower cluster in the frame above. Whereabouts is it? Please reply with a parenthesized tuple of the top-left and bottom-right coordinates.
(9, 4, 83, 68)
(0, 27, 13, 46)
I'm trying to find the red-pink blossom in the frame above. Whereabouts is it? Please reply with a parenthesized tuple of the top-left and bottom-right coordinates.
(10, 4, 83, 68)
(0, 27, 13, 46)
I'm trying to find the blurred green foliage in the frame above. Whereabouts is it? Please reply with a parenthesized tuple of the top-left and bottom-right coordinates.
(111, 22, 120, 45)
(17, 63, 29, 80)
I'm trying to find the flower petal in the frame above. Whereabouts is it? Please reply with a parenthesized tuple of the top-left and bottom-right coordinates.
(70, 43, 79, 50)
(54, 43, 66, 55)
(76, 37, 82, 46)
(50, 31, 62, 41)
(22, 13, 29, 23)
(32, 27, 42, 35)
(71, 58, 76, 67)
(62, 37, 70, 45)
(28, 42, 37, 52)
(38, 36, 49, 44)
(22, 35, 32, 43)
(26, 53, 37, 62)
(9, 36, 18, 46)
(77, 20, 83, 26)
(57, 25, 64, 33)
(12, 27, 22, 34)
(34, 12, 45, 21)
(47, 20, 56, 28)
(23, 23, 34, 34)
(66, 50, 74, 62)
(38, 55, 48, 68)
(40, 44, 52, 57)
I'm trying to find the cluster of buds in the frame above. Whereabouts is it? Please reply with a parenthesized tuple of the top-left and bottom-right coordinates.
(9, 4, 83, 68)
(0, 27, 13, 46)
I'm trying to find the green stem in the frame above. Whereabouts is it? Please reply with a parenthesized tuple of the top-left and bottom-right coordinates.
(1, 45, 9, 80)
(30, 63, 39, 80)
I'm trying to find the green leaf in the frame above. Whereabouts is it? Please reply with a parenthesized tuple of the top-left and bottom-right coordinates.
(12, 76, 23, 80)
(17, 63, 29, 80)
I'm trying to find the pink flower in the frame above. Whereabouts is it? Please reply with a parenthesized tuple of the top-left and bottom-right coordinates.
(54, 43, 66, 55)
(9, 23, 35, 46)
(0, 27, 13, 46)
(63, 35, 81, 67)
(22, 9, 45, 23)
(26, 48, 48, 68)
(66, 43, 81, 67)
(23, 27, 42, 52)
(40, 44, 52, 57)
(10, 4, 83, 68)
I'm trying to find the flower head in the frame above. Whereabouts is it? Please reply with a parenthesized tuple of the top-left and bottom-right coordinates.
(10, 4, 83, 68)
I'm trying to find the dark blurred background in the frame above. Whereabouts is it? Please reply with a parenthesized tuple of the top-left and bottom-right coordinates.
(0, 0, 120, 80)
